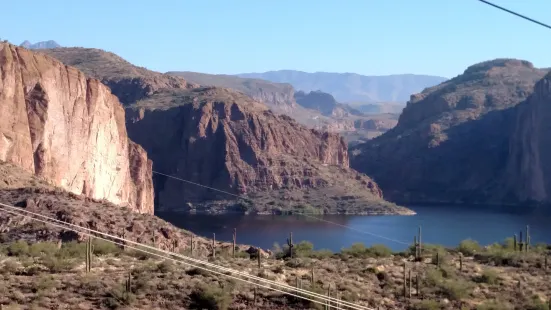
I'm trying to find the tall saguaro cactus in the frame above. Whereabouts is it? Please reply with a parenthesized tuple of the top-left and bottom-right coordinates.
(232, 228, 237, 258)
(287, 232, 294, 258)
(85, 236, 93, 273)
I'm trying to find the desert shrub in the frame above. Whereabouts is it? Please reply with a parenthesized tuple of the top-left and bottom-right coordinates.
(309, 249, 333, 259)
(341, 243, 393, 258)
(523, 295, 550, 310)
(186, 267, 211, 277)
(189, 285, 231, 310)
(7, 241, 29, 257)
(294, 241, 314, 257)
(58, 241, 86, 259)
(29, 242, 59, 258)
(92, 239, 121, 256)
(475, 269, 499, 284)
(1, 260, 20, 274)
(476, 299, 514, 310)
(440, 278, 471, 300)
(457, 239, 482, 256)
(32, 275, 57, 293)
(412, 299, 441, 310)
(425, 268, 471, 301)
(156, 260, 175, 273)
(42, 256, 77, 273)
(368, 244, 393, 257)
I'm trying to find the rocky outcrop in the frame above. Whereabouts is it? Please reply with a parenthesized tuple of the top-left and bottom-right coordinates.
(126, 86, 410, 214)
(354, 119, 397, 131)
(350, 59, 549, 205)
(294, 90, 363, 118)
(505, 72, 551, 204)
(166, 71, 298, 112)
(0, 43, 154, 213)
(41, 48, 198, 105)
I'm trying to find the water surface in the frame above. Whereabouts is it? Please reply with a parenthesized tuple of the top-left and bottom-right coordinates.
(157, 205, 551, 252)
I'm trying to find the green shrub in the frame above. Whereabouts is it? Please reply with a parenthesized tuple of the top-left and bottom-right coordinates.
(412, 299, 441, 310)
(92, 240, 121, 256)
(29, 242, 59, 258)
(42, 256, 77, 273)
(189, 285, 231, 310)
(7, 241, 29, 257)
(294, 241, 314, 257)
(368, 244, 393, 257)
(476, 299, 514, 310)
(341, 243, 393, 258)
(156, 260, 175, 273)
(476, 269, 499, 285)
(1, 260, 19, 274)
(58, 241, 86, 259)
(457, 239, 482, 256)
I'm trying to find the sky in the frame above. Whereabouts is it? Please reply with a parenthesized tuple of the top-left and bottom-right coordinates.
(2, 0, 551, 78)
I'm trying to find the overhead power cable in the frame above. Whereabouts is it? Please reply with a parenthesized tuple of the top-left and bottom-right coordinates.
(0, 201, 373, 310)
(477, 0, 551, 30)
(152, 170, 413, 246)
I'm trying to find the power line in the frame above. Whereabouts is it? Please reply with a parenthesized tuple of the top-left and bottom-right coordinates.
(0, 201, 372, 310)
(477, 0, 551, 30)
(152, 170, 413, 246)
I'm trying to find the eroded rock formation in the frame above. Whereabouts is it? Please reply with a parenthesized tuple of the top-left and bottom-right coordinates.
(351, 59, 549, 206)
(126, 87, 410, 214)
(0, 43, 154, 213)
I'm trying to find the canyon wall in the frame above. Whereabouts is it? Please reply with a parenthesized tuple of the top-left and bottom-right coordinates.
(0, 43, 154, 213)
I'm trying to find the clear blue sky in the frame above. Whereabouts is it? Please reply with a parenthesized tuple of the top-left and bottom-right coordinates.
(2, 0, 550, 78)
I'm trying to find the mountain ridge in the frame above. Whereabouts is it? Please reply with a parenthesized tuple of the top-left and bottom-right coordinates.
(350, 58, 550, 206)
(237, 70, 448, 103)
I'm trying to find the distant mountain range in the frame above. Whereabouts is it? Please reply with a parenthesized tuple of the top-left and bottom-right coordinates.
(20, 40, 61, 49)
(237, 70, 447, 104)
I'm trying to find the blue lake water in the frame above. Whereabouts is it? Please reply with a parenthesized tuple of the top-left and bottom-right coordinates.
(157, 205, 551, 252)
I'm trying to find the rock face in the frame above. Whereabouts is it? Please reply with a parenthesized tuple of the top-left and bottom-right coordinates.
(505, 72, 551, 204)
(41, 48, 198, 105)
(0, 43, 154, 213)
(126, 87, 410, 214)
(167, 71, 298, 112)
(351, 59, 549, 205)
(294, 90, 362, 117)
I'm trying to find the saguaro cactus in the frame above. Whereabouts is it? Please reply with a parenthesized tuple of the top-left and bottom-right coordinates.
(85, 236, 93, 273)
(232, 228, 237, 258)
(287, 232, 294, 258)
(212, 233, 216, 258)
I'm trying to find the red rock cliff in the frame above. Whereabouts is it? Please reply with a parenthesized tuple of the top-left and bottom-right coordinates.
(0, 43, 154, 213)
(125, 87, 401, 214)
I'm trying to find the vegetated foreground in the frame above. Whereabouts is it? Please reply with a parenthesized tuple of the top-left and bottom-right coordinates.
(0, 160, 549, 310)
(0, 232, 550, 310)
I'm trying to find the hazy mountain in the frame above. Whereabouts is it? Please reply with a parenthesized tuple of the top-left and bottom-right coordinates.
(20, 40, 61, 49)
(237, 70, 447, 103)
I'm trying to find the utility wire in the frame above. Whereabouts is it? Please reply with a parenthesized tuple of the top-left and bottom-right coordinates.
(0, 201, 372, 310)
(477, 0, 551, 30)
(152, 170, 413, 246)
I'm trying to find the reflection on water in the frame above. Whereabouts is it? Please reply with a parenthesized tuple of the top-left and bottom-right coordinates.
(157, 205, 551, 252)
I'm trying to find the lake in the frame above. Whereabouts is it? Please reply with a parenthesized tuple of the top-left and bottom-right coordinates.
(157, 205, 551, 252)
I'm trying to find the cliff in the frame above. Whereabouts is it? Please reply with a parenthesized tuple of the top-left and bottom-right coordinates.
(505, 72, 551, 204)
(0, 43, 154, 213)
(167, 71, 298, 111)
(350, 59, 549, 205)
(126, 87, 411, 215)
(41, 48, 198, 105)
